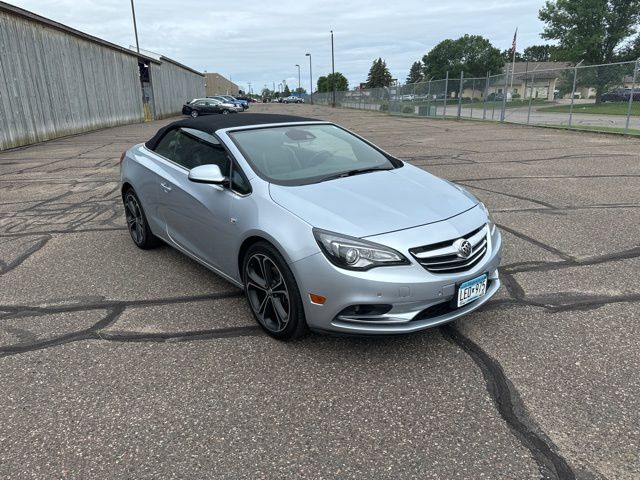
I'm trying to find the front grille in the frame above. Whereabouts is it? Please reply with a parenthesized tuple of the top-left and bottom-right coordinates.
(409, 224, 488, 274)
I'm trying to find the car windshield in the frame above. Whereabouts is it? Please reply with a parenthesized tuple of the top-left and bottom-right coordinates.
(229, 124, 399, 185)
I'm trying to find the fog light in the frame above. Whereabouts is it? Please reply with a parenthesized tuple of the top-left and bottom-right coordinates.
(309, 293, 327, 305)
(338, 304, 392, 317)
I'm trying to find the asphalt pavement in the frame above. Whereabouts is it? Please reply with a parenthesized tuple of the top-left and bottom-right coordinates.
(1, 104, 639, 479)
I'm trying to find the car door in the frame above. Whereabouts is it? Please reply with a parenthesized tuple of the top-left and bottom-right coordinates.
(152, 127, 237, 271)
(189, 100, 205, 115)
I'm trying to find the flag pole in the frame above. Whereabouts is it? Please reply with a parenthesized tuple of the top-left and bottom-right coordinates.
(509, 27, 518, 97)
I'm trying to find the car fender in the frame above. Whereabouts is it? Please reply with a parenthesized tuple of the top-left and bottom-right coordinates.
(229, 180, 319, 281)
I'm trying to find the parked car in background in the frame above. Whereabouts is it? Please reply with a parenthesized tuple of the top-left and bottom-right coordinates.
(236, 96, 256, 104)
(601, 89, 640, 102)
(182, 98, 238, 117)
(208, 95, 248, 111)
(221, 95, 249, 110)
(283, 96, 304, 104)
(120, 113, 502, 340)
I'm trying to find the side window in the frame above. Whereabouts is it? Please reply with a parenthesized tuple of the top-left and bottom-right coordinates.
(153, 129, 180, 161)
(231, 166, 251, 195)
(153, 127, 230, 174)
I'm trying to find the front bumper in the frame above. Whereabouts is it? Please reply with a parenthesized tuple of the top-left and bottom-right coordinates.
(290, 210, 502, 335)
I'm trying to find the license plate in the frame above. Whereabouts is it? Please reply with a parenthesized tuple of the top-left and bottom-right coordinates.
(457, 274, 488, 307)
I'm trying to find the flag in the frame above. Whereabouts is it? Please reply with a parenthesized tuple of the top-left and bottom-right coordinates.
(511, 28, 518, 54)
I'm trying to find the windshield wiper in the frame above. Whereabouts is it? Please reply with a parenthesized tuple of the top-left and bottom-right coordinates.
(319, 167, 392, 182)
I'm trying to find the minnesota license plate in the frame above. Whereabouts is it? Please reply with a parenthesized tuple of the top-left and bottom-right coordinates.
(457, 274, 488, 308)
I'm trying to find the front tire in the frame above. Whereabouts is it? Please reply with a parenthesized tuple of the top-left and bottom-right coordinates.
(123, 189, 161, 249)
(190, 110, 199, 118)
(243, 242, 308, 340)
(222, 109, 229, 115)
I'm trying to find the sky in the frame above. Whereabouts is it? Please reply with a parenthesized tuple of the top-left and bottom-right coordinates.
(9, 0, 550, 93)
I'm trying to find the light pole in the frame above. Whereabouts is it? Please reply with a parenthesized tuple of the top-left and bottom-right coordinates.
(295, 64, 301, 93)
(130, 0, 140, 53)
(330, 30, 336, 107)
(305, 53, 313, 104)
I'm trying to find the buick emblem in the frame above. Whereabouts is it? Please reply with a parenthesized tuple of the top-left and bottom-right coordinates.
(453, 239, 473, 259)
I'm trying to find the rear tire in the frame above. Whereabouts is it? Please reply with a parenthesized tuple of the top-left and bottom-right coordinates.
(123, 189, 161, 249)
(243, 242, 308, 340)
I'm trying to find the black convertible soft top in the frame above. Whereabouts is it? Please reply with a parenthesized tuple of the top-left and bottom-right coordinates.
(144, 113, 320, 150)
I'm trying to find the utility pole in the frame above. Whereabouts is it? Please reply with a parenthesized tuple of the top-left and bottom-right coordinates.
(568, 60, 584, 127)
(295, 64, 301, 93)
(331, 30, 336, 107)
(305, 53, 313, 104)
(130, 0, 140, 53)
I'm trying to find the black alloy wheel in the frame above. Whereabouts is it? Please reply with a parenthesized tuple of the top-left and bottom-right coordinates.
(243, 242, 307, 340)
(123, 189, 160, 249)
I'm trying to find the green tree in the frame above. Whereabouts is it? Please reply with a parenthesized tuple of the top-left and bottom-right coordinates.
(317, 73, 349, 92)
(523, 44, 560, 61)
(539, 0, 640, 102)
(366, 58, 393, 88)
(502, 49, 523, 62)
(283, 84, 291, 96)
(406, 61, 423, 84)
(294, 87, 307, 94)
(619, 36, 640, 61)
(422, 35, 504, 80)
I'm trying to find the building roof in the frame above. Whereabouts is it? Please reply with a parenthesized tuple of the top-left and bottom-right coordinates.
(0, 1, 202, 75)
(145, 114, 320, 150)
(0, 2, 157, 63)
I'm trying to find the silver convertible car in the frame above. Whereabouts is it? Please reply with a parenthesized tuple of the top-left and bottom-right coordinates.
(120, 114, 502, 339)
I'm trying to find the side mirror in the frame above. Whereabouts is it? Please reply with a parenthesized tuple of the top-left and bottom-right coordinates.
(188, 164, 228, 186)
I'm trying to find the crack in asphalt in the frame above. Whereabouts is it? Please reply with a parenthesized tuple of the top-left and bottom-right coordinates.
(502, 245, 640, 274)
(0, 290, 244, 320)
(497, 224, 576, 262)
(0, 235, 51, 274)
(458, 183, 558, 209)
(0, 299, 260, 358)
(441, 324, 577, 480)
(0, 226, 127, 238)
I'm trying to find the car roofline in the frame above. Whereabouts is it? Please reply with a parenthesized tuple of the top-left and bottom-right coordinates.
(215, 120, 332, 135)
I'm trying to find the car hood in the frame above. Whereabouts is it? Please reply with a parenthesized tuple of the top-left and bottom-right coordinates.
(269, 164, 477, 237)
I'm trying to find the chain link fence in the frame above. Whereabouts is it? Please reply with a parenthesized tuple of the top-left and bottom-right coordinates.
(312, 59, 640, 135)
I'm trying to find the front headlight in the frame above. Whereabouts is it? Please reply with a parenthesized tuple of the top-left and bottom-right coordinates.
(313, 228, 410, 271)
(478, 202, 496, 235)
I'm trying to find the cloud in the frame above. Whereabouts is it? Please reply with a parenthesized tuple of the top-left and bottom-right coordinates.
(9, 0, 548, 91)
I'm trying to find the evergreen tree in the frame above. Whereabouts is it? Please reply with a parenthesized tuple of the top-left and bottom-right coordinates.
(366, 58, 393, 88)
(283, 84, 291, 96)
(406, 61, 423, 84)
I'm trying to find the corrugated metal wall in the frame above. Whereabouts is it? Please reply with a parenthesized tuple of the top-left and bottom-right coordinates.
(0, 10, 144, 150)
(150, 60, 204, 119)
(0, 6, 206, 150)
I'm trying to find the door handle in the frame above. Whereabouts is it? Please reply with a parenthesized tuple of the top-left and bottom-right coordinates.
(160, 182, 172, 192)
